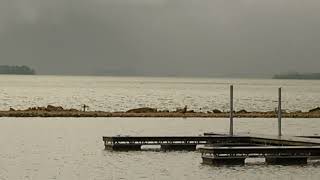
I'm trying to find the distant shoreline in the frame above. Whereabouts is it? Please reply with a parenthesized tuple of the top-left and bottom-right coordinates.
(1, 106, 320, 118)
(0, 65, 35, 75)
(273, 73, 320, 80)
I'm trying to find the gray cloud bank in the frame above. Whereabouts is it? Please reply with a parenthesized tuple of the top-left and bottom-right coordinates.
(0, 0, 320, 77)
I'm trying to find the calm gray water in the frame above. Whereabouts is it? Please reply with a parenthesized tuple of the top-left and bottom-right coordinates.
(0, 117, 320, 180)
(0, 75, 319, 112)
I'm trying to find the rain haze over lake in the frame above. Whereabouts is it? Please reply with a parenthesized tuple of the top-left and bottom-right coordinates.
(0, 0, 320, 77)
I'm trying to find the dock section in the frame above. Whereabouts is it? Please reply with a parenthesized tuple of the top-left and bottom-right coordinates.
(102, 135, 250, 151)
(102, 134, 320, 151)
(200, 146, 320, 165)
(205, 133, 320, 146)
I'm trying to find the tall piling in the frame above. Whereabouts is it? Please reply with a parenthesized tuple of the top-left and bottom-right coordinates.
(278, 87, 282, 137)
(230, 85, 234, 136)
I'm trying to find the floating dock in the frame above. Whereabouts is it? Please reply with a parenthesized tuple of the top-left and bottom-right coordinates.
(200, 146, 320, 165)
(102, 134, 320, 165)
(103, 134, 320, 151)
(205, 133, 320, 146)
(102, 135, 251, 151)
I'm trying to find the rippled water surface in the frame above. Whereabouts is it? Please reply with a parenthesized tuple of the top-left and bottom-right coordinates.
(0, 118, 320, 180)
(0, 75, 319, 112)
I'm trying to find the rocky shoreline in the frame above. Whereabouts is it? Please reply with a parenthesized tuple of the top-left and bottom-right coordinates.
(1, 105, 320, 118)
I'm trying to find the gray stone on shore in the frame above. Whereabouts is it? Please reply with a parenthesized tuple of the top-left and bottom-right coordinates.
(237, 109, 248, 113)
(212, 109, 222, 113)
(309, 107, 320, 113)
(126, 107, 158, 113)
(46, 105, 64, 111)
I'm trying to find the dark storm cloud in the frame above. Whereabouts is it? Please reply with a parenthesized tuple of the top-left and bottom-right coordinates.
(0, 0, 320, 77)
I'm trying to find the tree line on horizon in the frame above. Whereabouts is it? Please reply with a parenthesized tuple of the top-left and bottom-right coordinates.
(0, 65, 35, 75)
(273, 72, 320, 80)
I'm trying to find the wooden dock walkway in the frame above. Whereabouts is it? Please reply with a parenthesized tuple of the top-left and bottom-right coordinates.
(205, 133, 320, 146)
(102, 135, 250, 151)
(102, 134, 320, 151)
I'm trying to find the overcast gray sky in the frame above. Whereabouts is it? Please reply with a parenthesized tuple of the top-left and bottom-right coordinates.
(0, 0, 319, 77)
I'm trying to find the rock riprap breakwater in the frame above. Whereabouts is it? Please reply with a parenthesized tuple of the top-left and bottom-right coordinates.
(1, 105, 320, 118)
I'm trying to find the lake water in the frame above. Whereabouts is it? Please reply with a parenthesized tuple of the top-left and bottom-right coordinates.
(0, 117, 320, 180)
(0, 75, 320, 179)
(0, 75, 319, 112)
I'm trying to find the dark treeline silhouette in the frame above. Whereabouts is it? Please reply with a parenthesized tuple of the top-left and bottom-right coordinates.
(0, 65, 35, 75)
(273, 72, 320, 80)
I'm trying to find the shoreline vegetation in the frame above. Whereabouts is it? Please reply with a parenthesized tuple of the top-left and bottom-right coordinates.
(1, 105, 320, 118)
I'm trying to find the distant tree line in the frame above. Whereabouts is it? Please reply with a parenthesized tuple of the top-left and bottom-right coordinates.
(0, 65, 36, 75)
(273, 72, 320, 80)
